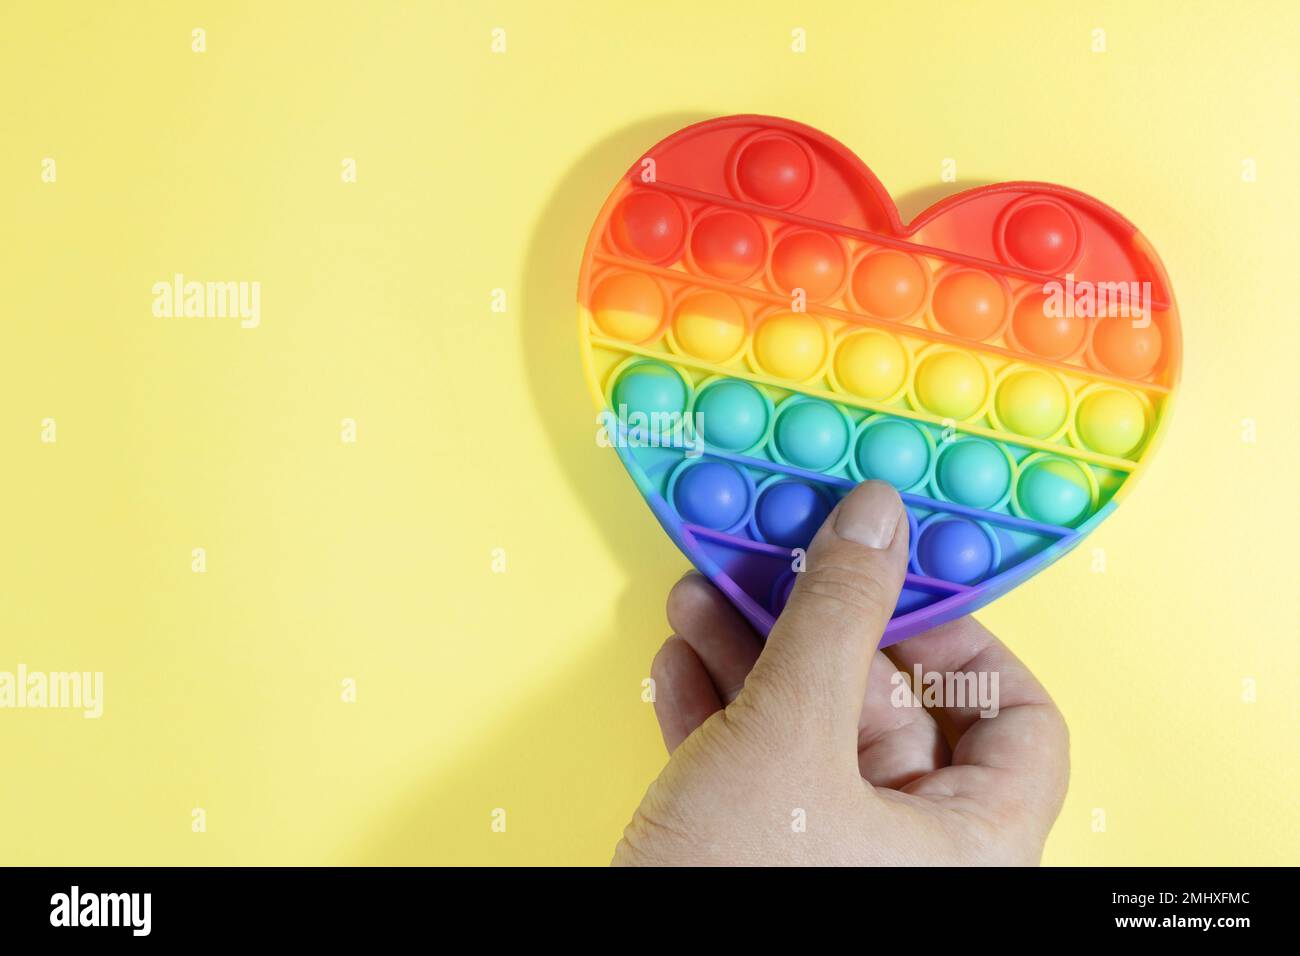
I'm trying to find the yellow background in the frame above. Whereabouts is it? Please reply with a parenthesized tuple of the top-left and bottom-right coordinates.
(2, 0, 1296, 865)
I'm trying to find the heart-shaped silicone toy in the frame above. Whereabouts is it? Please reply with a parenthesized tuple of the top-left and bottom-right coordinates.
(578, 115, 1179, 647)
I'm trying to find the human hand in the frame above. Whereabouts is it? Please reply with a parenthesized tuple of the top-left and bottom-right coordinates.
(615, 480, 1069, 866)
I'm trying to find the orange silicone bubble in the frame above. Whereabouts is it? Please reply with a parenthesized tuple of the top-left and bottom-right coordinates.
(591, 271, 664, 342)
(1090, 316, 1163, 378)
(851, 249, 927, 319)
(931, 269, 1007, 339)
(1011, 291, 1087, 359)
(770, 229, 845, 300)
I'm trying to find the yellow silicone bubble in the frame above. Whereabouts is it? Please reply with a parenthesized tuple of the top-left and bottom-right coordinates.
(995, 368, 1069, 438)
(753, 312, 827, 381)
(833, 331, 907, 400)
(1077, 387, 1147, 457)
(914, 350, 987, 420)
(591, 271, 663, 342)
(672, 291, 746, 362)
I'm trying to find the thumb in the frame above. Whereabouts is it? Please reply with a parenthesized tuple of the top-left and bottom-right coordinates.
(744, 480, 910, 737)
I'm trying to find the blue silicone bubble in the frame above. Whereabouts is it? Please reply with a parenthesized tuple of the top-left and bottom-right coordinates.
(753, 479, 832, 549)
(672, 461, 751, 530)
(915, 517, 995, 584)
(935, 438, 1012, 510)
(773, 398, 851, 471)
(854, 419, 930, 490)
(695, 379, 769, 451)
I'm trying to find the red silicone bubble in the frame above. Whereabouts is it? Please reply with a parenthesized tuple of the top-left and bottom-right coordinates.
(689, 210, 765, 280)
(732, 133, 815, 208)
(609, 189, 686, 263)
(997, 198, 1082, 273)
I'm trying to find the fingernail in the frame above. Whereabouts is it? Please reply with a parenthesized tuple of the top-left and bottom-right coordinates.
(834, 481, 903, 549)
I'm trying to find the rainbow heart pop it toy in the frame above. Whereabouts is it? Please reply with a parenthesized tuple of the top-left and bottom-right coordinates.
(578, 116, 1180, 646)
